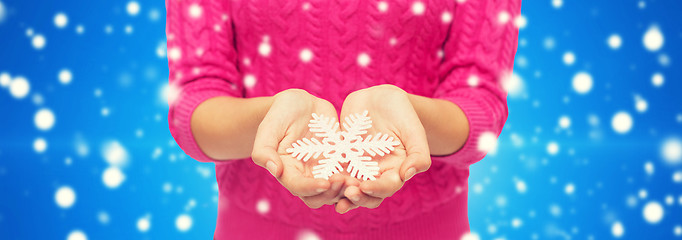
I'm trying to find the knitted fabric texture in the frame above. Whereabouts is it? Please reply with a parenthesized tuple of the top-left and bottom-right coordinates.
(166, 0, 520, 239)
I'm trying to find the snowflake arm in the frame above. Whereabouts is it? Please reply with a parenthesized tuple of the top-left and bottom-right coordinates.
(353, 132, 401, 157)
(312, 157, 344, 180)
(346, 156, 380, 181)
(342, 110, 372, 138)
(286, 138, 331, 162)
(308, 113, 339, 138)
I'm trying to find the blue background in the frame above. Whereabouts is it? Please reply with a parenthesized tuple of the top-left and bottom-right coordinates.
(1, 0, 681, 239)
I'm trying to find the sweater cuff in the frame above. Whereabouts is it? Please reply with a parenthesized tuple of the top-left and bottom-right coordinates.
(169, 81, 240, 163)
(431, 94, 497, 168)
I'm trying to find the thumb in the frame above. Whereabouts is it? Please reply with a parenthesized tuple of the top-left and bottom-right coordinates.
(399, 147, 431, 182)
(251, 120, 284, 178)
(252, 145, 283, 178)
(398, 124, 431, 182)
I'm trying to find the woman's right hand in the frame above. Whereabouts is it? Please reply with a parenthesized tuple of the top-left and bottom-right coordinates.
(251, 89, 347, 208)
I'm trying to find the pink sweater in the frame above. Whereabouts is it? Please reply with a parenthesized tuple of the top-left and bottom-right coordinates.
(166, 0, 519, 239)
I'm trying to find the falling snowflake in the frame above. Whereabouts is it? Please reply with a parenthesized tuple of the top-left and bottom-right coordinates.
(286, 111, 400, 181)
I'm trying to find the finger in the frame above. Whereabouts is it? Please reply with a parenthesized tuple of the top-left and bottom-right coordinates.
(359, 169, 403, 199)
(299, 196, 325, 209)
(251, 146, 282, 178)
(344, 185, 383, 209)
(335, 198, 358, 214)
(398, 121, 431, 181)
(280, 166, 330, 197)
(251, 119, 285, 178)
(300, 175, 345, 207)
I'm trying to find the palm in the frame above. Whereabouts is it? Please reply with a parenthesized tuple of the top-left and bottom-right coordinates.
(252, 89, 347, 207)
(334, 84, 431, 212)
(341, 111, 410, 181)
(341, 88, 418, 180)
(277, 126, 326, 179)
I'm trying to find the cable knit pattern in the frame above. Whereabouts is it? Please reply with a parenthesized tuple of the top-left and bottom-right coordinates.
(166, 0, 520, 239)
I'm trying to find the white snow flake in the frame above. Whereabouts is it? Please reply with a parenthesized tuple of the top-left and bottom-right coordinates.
(76, 25, 85, 34)
(411, 2, 425, 15)
(477, 131, 498, 154)
(10, 76, 30, 99)
(467, 74, 480, 87)
(67, 230, 87, 240)
(377, 2, 389, 12)
(243, 74, 256, 88)
(0, 1, 6, 23)
(461, 232, 481, 240)
(515, 179, 527, 193)
(286, 111, 400, 181)
(175, 214, 193, 232)
(661, 138, 682, 164)
(168, 47, 181, 61)
(644, 161, 654, 175)
(572, 72, 593, 94)
(298, 230, 322, 240)
(59, 69, 73, 85)
(612, 221, 624, 238)
(137, 215, 151, 232)
(102, 166, 125, 189)
(611, 111, 633, 134)
(188, 4, 203, 19)
(563, 51, 576, 65)
(501, 72, 524, 97)
(441, 11, 453, 23)
(258, 36, 271, 57)
(102, 140, 129, 167)
(54, 13, 68, 28)
(558, 115, 571, 129)
(55, 186, 76, 209)
(643, 201, 664, 224)
(552, 0, 563, 9)
(634, 95, 648, 113)
(127, 1, 141, 16)
(357, 53, 371, 67)
(608, 34, 622, 49)
(299, 48, 313, 62)
(0, 72, 10, 87)
(651, 72, 664, 87)
(643, 25, 664, 52)
(564, 183, 575, 195)
(256, 198, 270, 214)
(498, 11, 511, 24)
(547, 141, 559, 155)
(35, 108, 56, 131)
(514, 15, 528, 29)
(32, 34, 46, 50)
(34, 137, 47, 153)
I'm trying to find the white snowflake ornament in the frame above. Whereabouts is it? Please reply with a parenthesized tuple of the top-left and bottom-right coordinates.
(286, 111, 400, 181)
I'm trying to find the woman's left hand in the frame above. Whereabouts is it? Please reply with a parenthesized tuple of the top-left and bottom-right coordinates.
(335, 84, 431, 213)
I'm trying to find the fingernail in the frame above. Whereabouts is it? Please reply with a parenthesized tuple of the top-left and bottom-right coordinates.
(266, 161, 277, 177)
(405, 167, 416, 181)
(350, 196, 360, 202)
(316, 188, 326, 193)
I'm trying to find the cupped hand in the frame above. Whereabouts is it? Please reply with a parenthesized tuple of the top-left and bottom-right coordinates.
(251, 89, 346, 208)
(336, 84, 431, 213)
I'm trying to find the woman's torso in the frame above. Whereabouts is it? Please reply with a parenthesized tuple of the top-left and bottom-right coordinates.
(229, 0, 454, 109)
(214, 0, 471, 238)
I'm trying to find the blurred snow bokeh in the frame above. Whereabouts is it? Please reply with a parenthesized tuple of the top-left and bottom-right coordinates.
(0, 0, 680, 239)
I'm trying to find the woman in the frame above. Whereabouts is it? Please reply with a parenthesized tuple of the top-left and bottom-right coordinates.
(167, 0, 519, 239)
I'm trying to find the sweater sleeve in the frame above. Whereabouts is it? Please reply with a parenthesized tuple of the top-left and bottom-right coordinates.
(166, 0, 243, 162)
(430, 0, 521, 168)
